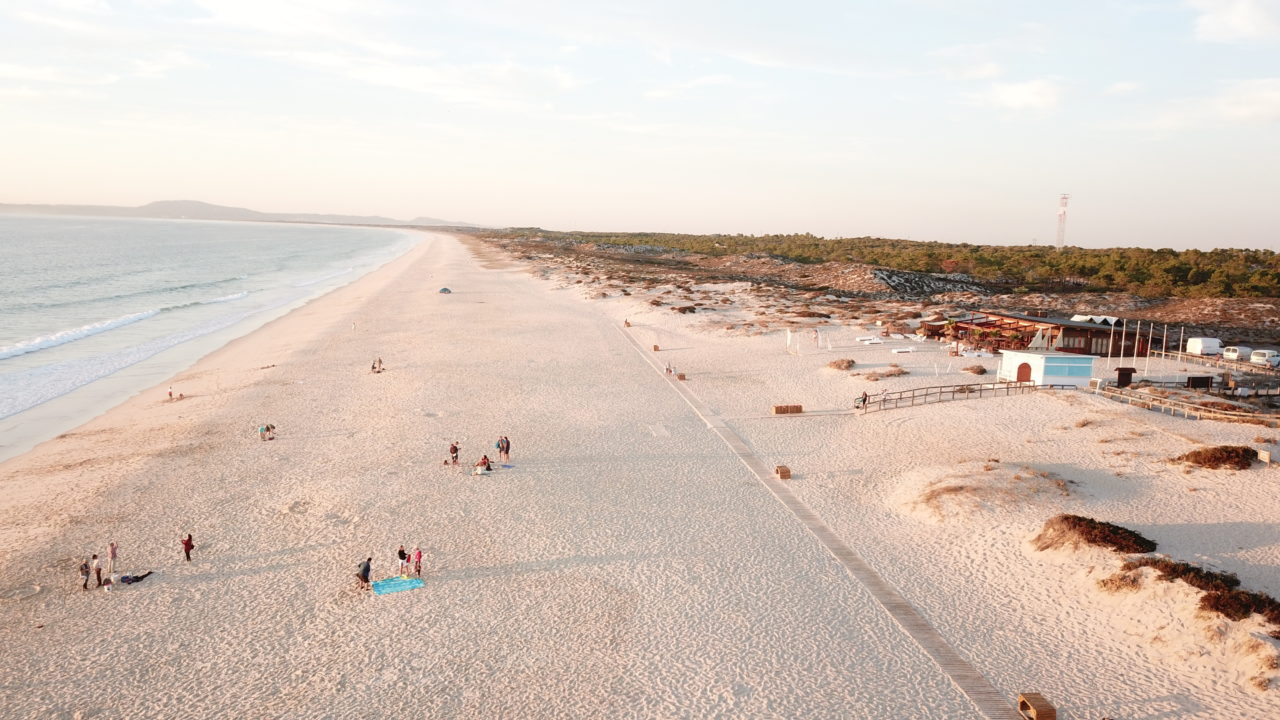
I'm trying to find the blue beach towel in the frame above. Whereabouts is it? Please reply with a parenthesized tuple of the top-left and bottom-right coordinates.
(372, 576, 424, 596)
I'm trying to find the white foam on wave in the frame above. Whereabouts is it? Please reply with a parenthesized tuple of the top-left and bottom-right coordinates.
(200, 291, 249, 304)
(0, 310, 160, 361)
(0, 290, 311, 419)
(293, 268, 352, 287)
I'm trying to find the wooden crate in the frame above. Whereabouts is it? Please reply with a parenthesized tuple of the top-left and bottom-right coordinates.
(772, 405, 791, 415)
(790, 404, 803, 414)
(676, 373, 686, 381)
(1016, 693, 1055, 720)
(775, 465, 791, 479)
(652, 344, 660, 351)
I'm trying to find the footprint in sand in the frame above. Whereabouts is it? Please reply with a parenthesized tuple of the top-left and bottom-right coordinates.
(1, 585, 41, 600)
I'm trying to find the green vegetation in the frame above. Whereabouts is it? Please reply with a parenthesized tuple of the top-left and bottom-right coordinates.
(474, 228, 1280, 298)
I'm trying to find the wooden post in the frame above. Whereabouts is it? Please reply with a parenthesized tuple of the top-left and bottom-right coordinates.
(653, 344, 660, 352)
(1016, 692, 1056, 720)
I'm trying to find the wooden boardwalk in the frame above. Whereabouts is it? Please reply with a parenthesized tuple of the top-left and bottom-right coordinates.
(862, 380, 1074, 414)
(1094, 385, 1280, 427)
(619, 327, 1021, 720)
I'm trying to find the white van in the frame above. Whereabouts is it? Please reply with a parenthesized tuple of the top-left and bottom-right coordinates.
(1185, 337, 1222, 355)
(1251, 349, 1280, 368)
(1224, 346, 1253, 362)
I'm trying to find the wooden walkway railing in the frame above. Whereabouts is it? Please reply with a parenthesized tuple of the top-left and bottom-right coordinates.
(861, 381, 1074, 414)
(1150, 350, 1280, 378)
(1093, 385, 1280, 427)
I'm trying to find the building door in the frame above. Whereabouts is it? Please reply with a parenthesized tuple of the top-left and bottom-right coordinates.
(1016, 363, 1033, 382)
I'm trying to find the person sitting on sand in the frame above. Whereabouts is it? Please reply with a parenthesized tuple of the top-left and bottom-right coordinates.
(257, 424, 275, 441)
(473, 455, 493, 475)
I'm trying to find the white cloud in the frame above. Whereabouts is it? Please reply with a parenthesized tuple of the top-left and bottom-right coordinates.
(1104, 81, 1139, 96)
(1187, 0, 1280, 42)
(644, 74, 736, 100)
(1214, 77, 1280, 121)
(1140, 78, 1280, 130)
(0, 63, 118, 85)
(976, 78, 1062, 110)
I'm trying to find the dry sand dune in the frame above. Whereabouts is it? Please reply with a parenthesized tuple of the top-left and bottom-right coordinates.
(3, 231, 1279, 719)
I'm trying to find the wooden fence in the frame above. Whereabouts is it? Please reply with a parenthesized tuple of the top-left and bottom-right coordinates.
(1150, 350, 1280, 378)
(1093, 385, 1280, 427)
(861, 381, 1074, 414)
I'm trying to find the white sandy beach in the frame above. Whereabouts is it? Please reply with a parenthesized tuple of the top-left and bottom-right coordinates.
(2, 231, 1279, 719)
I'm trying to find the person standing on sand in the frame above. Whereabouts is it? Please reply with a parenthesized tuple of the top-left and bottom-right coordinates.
(501, 436, 511, 464)
(107, 541, 118, 576)
(181, 533, 194, 562)
(92, 554, 102, 587)
(449, 442, 459, 464)
(397, 545, 408, 578)
(357, 557, 372, 590)
(79, 559, 91, 590)
(413, 547, 422, 577)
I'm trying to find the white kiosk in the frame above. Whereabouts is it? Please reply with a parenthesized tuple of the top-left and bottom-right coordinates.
(998, 349, 1097, 388)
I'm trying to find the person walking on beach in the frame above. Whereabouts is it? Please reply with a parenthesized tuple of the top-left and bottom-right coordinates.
(91, 553, 102, 587)
(357, 557, 372, 590)
(106, 541, 118, 576)
(79, 559, 91, 590)
(181, 533, 195, 562)
(397, 545, 408, 578)
(413, 547, 423, 577)
(449, 442, 459, 465)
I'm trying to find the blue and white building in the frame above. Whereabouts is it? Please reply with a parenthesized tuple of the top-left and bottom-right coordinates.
(997, 349, 1097, 388)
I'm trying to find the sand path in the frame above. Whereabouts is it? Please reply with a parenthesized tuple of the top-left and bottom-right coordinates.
(1, 233, 989, 718)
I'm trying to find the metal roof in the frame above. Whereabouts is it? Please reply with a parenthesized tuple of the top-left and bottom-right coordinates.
(979, 310, 1121, 331)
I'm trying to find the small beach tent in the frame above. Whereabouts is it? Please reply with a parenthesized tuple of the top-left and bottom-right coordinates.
(997, 349, 1097, 388)
(438, 287, 452, 294)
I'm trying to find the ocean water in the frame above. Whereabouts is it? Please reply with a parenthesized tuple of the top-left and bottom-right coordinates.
(0, 215, 418, 460)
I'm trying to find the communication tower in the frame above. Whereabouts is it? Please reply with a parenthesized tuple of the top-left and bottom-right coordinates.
(1055, 194, 1070, 251)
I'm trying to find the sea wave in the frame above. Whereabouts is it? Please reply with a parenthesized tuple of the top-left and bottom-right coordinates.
(0, 290, 309, 420)
(5, 275, 250, 313)
(0, 310, 160, 361)
(293, 268, 352, 287)
(0, 290, 253, 361)
(199, 291, 249, 304)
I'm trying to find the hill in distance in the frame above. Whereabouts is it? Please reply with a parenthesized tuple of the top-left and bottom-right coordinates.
(0, 199, 480, 228)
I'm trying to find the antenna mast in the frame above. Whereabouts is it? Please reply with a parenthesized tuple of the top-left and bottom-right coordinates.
(1056, 194, 1070, 251)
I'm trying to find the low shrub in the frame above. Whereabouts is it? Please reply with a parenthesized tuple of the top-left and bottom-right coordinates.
(1256, 435, 1277, 445)
(1031, 514, 1158, 554)
(1175, 446, 1258, 470)
(863, 366, 909, 382)
(1075, 418, 1094, 428)
(1120, 557, 1240, 594)
(1200, 589, 1280, 625)
(827, 359, 856, 371)
(962, 365, 987, 375)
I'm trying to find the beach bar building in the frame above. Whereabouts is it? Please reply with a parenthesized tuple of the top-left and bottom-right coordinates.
(998, 349, 1097, 388)
(944, 310, 1150, 357)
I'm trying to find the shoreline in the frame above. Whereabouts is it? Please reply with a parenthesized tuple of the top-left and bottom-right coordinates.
(0, 224, 422, 464)
(0, 230, 439, 518)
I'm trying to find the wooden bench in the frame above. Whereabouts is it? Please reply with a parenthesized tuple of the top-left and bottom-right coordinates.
(1017, 693, 1056, 720)
(771, 404, 803, 415)
(775, 466, 791, 479)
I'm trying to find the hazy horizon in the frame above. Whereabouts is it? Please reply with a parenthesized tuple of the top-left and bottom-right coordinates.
(2, 1, 1278, 251)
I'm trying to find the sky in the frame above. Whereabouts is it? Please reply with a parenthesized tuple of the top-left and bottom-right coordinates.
(1, 0, 1278, 250)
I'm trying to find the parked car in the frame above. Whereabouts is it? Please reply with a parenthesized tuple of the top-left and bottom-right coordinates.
(1250, 349, 1280, 368)
(1185, 337, 1222, 355)
(1224, 346, 1253, 362)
